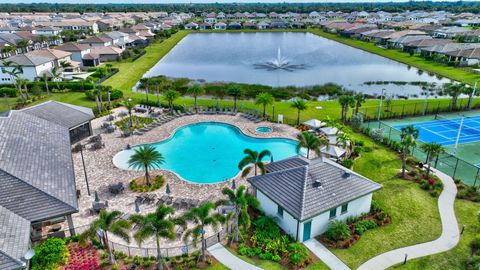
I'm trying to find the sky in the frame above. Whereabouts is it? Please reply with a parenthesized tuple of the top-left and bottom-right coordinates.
(0, 0, 474, 3)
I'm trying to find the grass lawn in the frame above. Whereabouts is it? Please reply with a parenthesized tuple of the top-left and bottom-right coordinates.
(391, 199, 479, 270)
(225, 247, 330, 270)
(192, 262, 230, 270)
(102, 30, 189, 92)
(328, 132, 442, 269)
(307, 28, 480, 85)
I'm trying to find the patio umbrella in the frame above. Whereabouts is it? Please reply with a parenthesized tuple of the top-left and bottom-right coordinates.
(94, 191, 100, 202)
(321, 145, 346, 159)
(303, 119, 326, 129)
(135, 200, 141, 214)
(165, 183, 171, 195)
(231, 179, 236, 190)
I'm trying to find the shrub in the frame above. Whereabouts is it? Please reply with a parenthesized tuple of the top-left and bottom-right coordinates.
(406, 156, 420, 166)
(325, 220, 350, 241)
(271, 255, 282, 262)
(259, 252, 273, 260)
(288, 242, 309, 266)
(0, 87, 18, 97)
(342, 159, 354, 169)
(363, 146, 373, 152)
(129, 175, 165, 192)
(32, 238, 69, 270)
(354, 219, 378, 235)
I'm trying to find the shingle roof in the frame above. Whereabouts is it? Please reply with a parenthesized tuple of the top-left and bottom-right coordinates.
(28, 48, 71, 60)
(3, 53, 52, 66)
(0, 110, 78, 212)
(56, 42, 91, 52)
(21, 100, 94, 129)
(248, 156, 382, 221)
(0, 205, 30, 270)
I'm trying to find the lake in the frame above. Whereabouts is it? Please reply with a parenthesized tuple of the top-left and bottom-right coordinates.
(143, 32, 449, 97)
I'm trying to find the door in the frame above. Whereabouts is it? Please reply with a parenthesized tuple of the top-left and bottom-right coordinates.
(303, 221, 312, 242)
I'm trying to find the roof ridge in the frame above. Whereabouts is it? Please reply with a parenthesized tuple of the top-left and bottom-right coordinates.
(0, 249, 23, 267)
(298, 165, 309, 220)
(0, 168, 77, 214)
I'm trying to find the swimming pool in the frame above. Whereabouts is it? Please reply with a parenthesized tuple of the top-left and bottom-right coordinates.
(256, 126, 272, 133)
(113, 122, 302, 184)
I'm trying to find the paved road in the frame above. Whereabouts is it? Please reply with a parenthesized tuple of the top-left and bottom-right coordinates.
(207, 243, 262, 270)
(357, 168, 460, 270)
(304, 238, 351, 270)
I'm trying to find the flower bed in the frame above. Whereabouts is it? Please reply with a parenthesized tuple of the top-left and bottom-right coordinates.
(129, 175, 165, 192)
(318, 201, 391, 249)
(401, 157, 444, 197)
(455, 179, 480, 202)
(63, 243, 100, 270)
(115, 115, 154, 132)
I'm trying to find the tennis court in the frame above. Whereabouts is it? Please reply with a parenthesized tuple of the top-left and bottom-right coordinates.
(393, 115, 480, 146)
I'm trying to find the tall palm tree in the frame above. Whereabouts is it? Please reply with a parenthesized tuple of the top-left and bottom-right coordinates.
(353, 93, 365, 115)
(228, 84, 243, 111)
(41, 73, 51, 96)
(217, 186, 258, 244)
(16, 78, 30, 101)
(128, 145, 165, 186)
(296, 131, 329, 159)
(51, 66, 62, 90)
(238, 148, 271, 177)
(291, 99, 308, 125)
(443, 83, 466, 111)
(255, 92, 274, 117)
(163, 89, 180, 111)
(123, 98, 135, 126)
(16, 39, 30, 53)
(400, 134, 417, 178)
(338, 94, 355, 123)
(420, 142, 445, 178)
(183, 202, 223, 262)
(81, 210, 131, 265)
(130, 205, 186, 270)
(187, 84, 205, 112)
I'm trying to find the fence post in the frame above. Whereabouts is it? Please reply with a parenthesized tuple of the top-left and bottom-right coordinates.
(388, 126, 392, 140)
(414, 103, 417, 115)
(453, 158, 460, 179)
(128, 246, 131, 257)
(434, 155, 440, 168)
(437, 101, 440, 114)
(401, 104, 405, 118)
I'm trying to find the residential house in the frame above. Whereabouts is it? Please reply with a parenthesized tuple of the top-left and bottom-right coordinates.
(248, 156, 382, 242)
(100, 31, 130, 49)
(28, 48, 79, 72)
(403, 38, 453, 54)
(32, 26, 61, 36)
(184, 22, 198, 30)
(0, 53, 54, 82)
(434, 26, 472, 39)
(445, 47, 480, 66)
(214, 22, 227, 30)
(227, 22, 242, 30)
(90, 45, 123, 62)
(78, 36, 112, 47)
(199, 23, 212, 31)
(257, 21, 270, 30)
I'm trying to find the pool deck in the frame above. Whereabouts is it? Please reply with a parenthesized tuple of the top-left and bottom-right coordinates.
(70, 108, 300, 249)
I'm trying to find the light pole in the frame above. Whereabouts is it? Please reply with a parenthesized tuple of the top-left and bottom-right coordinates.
(79, 145, 91, 196)
(377, 88, 386, 128)
(469, 81, 477, 110)
(272, 105, 275, 122)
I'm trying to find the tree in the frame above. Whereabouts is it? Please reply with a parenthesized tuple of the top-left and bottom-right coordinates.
(400, 134, 416, 178)
(51, 66, 62, 90)
(255, 92, 274, 117)
(290, 99, 308, 125)
(420, 142, 445, 178)
(370, 128, 384, 148)
(128, 145, 165, 186)
(187, 84, 205, 112)
(130, 205, 186, 270)
(443, 83, 466, 110)
(238, 148, 271, 177)
(81, 210, 131, 265)
(41, 73, 51, 96)
(183, 202, 223, 262)
(123, 98, 135, 126)
(400, 125, 419, 140)
(217, 186, 258, 244)
(296, 131, 329, 159)
(353, 93, 365, 115)
(338, 94, 355, 123)
(17, 39, 30, 53)
(336, 132, 352, 151)
(228, 84, 243, 111)
(141, 78, 152, 102)
(163, 89, 180, 111)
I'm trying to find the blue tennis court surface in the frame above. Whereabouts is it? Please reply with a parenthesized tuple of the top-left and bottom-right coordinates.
(393, 115, 480, 146)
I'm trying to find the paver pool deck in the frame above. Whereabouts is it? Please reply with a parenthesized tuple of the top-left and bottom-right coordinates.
(70, 108, 300, 250)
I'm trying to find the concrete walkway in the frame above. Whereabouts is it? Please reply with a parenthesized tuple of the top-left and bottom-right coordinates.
(304, 239, 351, 270)
(207, 243, 262, 270)
(357, 168, 460, 270)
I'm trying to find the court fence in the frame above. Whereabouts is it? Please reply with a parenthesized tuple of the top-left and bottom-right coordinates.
(364, 121, 480, 187)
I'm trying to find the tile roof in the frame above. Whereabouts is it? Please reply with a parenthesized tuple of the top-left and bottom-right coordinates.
(56, 42, 91, 52)
(248, 156, 382, 221)
(0, 205, 30, 270)
(78, 36, 112, 44)
(0, 110, 78, 213)
(3, 53, 52, 66)
(28, 48, 71, 60)
(21, 100, 94, 129)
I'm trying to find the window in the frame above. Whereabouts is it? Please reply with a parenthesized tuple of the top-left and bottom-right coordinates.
(341, 203, 348, 214)
(277, 205, 284, 218)
(329, 208, 336, 219)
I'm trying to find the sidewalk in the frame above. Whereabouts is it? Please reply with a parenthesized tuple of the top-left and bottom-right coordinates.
(207, 243, 262, 270)
(304, 239, 351, 270)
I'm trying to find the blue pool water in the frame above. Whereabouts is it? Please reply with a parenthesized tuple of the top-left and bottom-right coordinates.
(256, 126, 272, 133)
(113, 122, 302, 183)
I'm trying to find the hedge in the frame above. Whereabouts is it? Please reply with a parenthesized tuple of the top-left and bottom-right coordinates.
(0, 87, 18, 97)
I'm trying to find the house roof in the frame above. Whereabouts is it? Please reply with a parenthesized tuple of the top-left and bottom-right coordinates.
(3, 53, 52, 66)
(248, 157, 382, 221)
(56, 42, 90, 52)
(21, 100, 94, 129)
(0, 205, 30, 270)
(90, 45, 123, 55)
(78, 36, 112, 44)
(28, 48, 71, 60)
(0, 109, 78, 216)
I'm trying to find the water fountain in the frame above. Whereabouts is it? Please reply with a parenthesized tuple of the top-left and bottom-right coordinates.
(254, 47, 306, 71)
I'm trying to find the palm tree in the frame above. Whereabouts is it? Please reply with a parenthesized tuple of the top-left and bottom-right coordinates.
(81, 210, 131, 265)
(296, 131, 329, 159)
(163, 89, 180, 111)
(16, 78, 30, 101)
(238, 148, 271, 177)
(37, 35, 48, 47)
(291, 99, 308, 125)
(218, 186, 258, 244)
(228, 84, 243, 111)
(128, 145, 165, 186)
(41, 73, 50, 96)
(353, 93, 365, 115)
(130, 205, 186, 270)
(187, 84, 205, 112)
(400, 125, 419, 140)
(17, 39, 30, 53)
(60, 60, 72, 70)
(420, 142, 445, 178)
(255, 92, 274, 117)
(338, 94, 355, 123)
(123, 98, 135, 126)
(183, 202, 223, 262)
(51, 66, 62, 90)
(443, 83, 466, 111)
(336, 132, 352, 151)
(400, 134, 417, 178)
